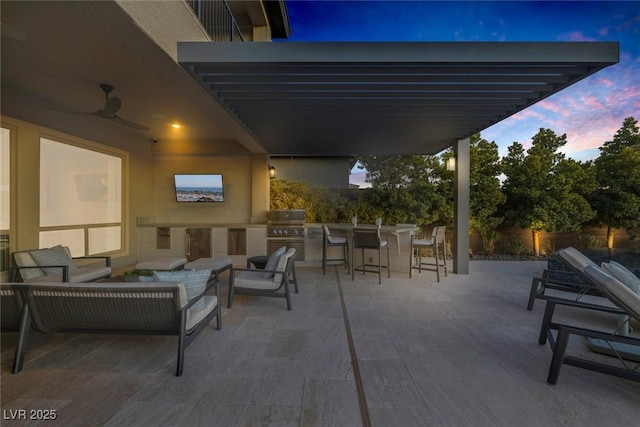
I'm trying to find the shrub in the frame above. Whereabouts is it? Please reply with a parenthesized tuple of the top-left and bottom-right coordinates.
(508, 235, 527, 256)
(270, 178, 351, 223)
(480, 228, 501, 255)
(579, 234, 603, 250)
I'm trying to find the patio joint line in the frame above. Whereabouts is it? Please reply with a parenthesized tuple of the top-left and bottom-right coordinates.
(334, 268, 372, 427)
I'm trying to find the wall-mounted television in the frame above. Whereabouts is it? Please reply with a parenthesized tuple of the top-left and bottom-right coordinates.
(174, 174, 224, 203)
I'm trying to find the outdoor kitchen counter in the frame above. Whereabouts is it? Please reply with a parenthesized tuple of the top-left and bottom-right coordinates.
(136, 223, 267, 228)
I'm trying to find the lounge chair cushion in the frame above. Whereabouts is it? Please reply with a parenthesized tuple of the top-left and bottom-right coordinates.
(583, 265, 640, 320)
(601, 261, 640, 295)
(557, 247, 598, 271)
(29, 245, 76, 276)
(586, 337, 640, 362)
(263, 245, 286, 279)
(154, 269, 212, 312)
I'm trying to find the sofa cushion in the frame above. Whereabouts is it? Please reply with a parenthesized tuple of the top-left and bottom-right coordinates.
(13, 251, 44, 280)
(22, 265, 112, 283)
(29, 245, 76, 276)
(154, 269, 212, 312)
(186, 295, 218, 331)
(263, 245, 286, 279)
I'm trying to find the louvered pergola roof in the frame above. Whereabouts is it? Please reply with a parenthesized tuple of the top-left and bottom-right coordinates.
(178, 41, 618, 156)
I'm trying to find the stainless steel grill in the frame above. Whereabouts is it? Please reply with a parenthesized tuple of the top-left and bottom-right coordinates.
(267, 209, 305, 260)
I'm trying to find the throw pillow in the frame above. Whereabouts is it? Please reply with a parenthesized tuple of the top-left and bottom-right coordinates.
(602, 261, 640, 295)
(30, 245, 76, 276)
(154, 269, 212, 312)
(263, 245, 286, 279)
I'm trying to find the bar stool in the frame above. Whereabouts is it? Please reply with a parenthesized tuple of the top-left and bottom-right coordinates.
(352, 228, 390, 284)
(410, 226, 448, 281)
(322, 225, 350, 274)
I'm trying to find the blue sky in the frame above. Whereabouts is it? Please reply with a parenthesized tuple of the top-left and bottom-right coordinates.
(174, 174, 223, 188)
(282, 0, 640, 184)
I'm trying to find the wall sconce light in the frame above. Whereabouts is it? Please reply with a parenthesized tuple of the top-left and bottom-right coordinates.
(446, 157, 456, 172)
(268, 165, 276, 178)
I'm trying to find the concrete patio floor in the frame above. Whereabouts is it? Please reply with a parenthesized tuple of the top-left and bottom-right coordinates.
(1, 260, 639, 426)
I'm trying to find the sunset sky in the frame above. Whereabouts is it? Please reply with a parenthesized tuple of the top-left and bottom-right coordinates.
(281, 0, 640, 185)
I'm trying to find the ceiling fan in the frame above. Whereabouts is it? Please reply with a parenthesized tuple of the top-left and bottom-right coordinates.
(87, 83, 150, 131)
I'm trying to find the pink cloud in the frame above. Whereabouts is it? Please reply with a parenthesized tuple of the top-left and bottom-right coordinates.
(537, 100, 562, 113)
(594, 77, 614, 88)
(557, 31, 597, 42)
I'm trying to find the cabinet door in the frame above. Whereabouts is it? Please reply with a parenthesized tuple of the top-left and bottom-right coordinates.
(186, 228, 211, 261)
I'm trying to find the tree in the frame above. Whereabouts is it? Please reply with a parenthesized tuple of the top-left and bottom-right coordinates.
(468, 134, 506, 253)
(501, 128, 595, 255)
(590, 117, 640, 246)
(355, 155, 448, 226)
(270, 178, 350, 223)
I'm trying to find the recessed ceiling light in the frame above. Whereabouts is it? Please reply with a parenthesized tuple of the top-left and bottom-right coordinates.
(171, 123, 181, 129)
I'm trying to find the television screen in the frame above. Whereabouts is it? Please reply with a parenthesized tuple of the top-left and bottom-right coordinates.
(174, 174, 224, 202)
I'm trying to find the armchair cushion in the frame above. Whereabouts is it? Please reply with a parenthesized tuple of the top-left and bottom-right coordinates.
(235, 270, 281, 290)
(274, 248, 295, 283)
(29, 245, 76, 276)
(154, 269, 212, 312)
(263, 245, 286, 279)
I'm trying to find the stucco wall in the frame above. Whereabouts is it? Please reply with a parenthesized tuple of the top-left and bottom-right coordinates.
(153, 155, 253, 224)
(1, 114, 268, 275)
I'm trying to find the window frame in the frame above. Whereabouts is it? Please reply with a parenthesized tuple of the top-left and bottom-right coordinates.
(38, 133, 128, 257)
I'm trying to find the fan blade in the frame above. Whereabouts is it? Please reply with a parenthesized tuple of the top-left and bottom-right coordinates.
(113, 115, 150, 131)
(102, 97, 122, 118)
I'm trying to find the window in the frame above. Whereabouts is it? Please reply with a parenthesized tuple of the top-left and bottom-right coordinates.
(1, 127, 10, 271)
(39, 137, 123, 256)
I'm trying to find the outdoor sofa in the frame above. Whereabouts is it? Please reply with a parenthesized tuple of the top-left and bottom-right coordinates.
(10, 245, 111, 283)
(4, 276, 220, 377)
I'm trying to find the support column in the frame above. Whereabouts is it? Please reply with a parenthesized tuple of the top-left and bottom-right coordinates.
(453, 138, 470, 274)
(250, 154, 270, 224)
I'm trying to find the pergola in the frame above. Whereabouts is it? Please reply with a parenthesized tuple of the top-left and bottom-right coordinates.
(178, 41, 619, 272)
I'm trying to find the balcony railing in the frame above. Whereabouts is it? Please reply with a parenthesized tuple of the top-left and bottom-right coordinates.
(186, 0, 244, 42)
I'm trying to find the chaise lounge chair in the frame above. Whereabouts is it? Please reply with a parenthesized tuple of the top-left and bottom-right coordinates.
(527, 247, 604, 310)
(537, 247, 640, 384)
